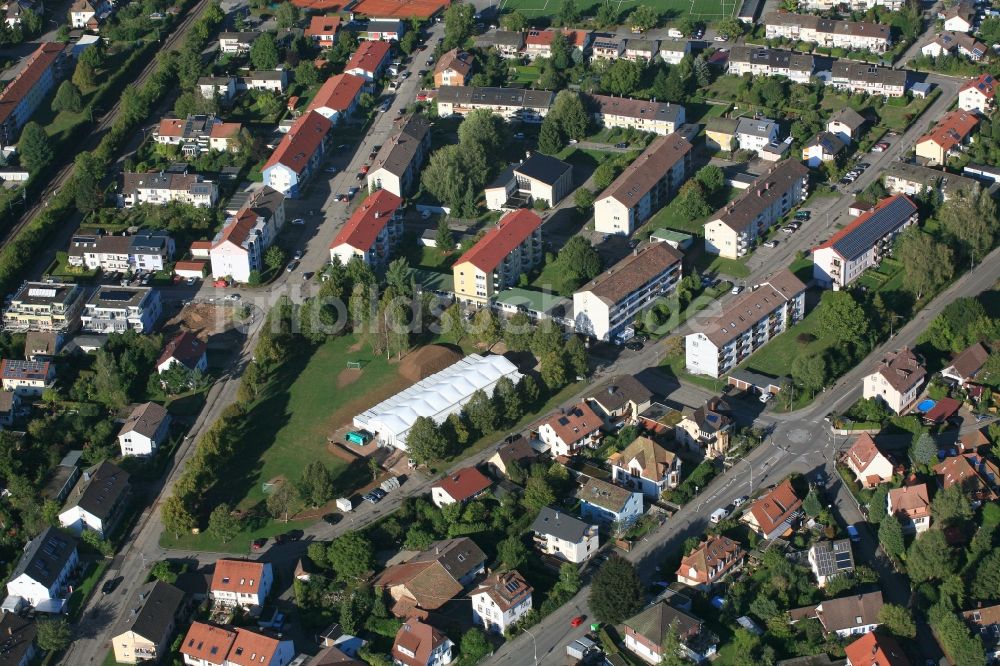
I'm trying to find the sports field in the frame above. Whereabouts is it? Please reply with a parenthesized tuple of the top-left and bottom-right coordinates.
(497, 0, 738, 22)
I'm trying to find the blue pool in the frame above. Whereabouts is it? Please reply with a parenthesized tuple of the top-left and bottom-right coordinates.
(917, 399, 936, 413)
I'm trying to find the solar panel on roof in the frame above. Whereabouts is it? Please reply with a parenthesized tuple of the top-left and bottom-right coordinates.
(831, 196, 916, 261)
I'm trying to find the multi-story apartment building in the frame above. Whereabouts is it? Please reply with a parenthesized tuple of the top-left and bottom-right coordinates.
(111, 582, 185, 664)
(830, 62, 907, 97)
(3, 281, 86, 332)
(525, 29, 591, 59)
(58, 461, 131, 538)
(862, 346, 926, 414)
(367, 114, 432, 197)
(5, 527, 78, 613)
(434, 49, 473, 87)
(591, 35, 623, 60)
(329, 189, 403, 268)
(80, 286, 161, 334)
(0, 42, 65, 149)
(473, 30, 525, 58)
(209, 186, 285, 283)
(915, 109, 979, 164)
(305, 73, 365, 124)
(530, 506, 599, 563)
(262, 111, 331, 197)
(959, 73, 996, 114)
(584, 94, 685, 136)
(218, 31, 258, 54)
(452, 209, 543, 305)
(210, 559, 273, 609)
(154, 115, 242, 155)
(470, 570, 533, 635)
(764, 13, 892, 52)
(436, 86, 554, 122)
(622, 38, 658, 61)
(67, 231, 176, 272)
(344, 39, 391, 80)
(594, 134, 692, 235)
(704, 159, 809, 259)
(573, 243, 683, 343)
(120, 171, 218, 208)
(883, 161, 980, 201)
(727, 46, 814, 84)
(685, 269, 807, 378)
(485, 153, 573, 210)
(812, 195, 918, 289)
(800, 0, 902, 10)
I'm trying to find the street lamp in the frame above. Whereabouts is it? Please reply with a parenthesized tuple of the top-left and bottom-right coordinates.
(523, 626, 538, 665)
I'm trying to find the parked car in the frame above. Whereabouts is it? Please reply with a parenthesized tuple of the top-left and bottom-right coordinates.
(733, 495, 749, 507)
(571, 616, 586, 628)
(186, 276, 197, 286)
(731, 284, 743, 295)
(286, 260, 300, 272)
(251, 537, 267, 550)
(614, 142, 628, 148)
(625, 339, 643, 351)
(291, 218, 305, 226)
(846, 525, 861, 542)
(714, 34, 728, 41)
(293, 250, 303, 260)
(101, 577, 122, 595)
(794, 210, 810, 221)
(759, 392, 773, 403)
(763, 240, 778, 248)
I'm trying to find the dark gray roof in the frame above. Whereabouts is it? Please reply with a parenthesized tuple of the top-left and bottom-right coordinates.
(589, 375, 654, 412)
(372, 114, 430, 177)
(119, 401, 169, 439)
(828, 195, 916, 260)
(532, 506, 593, 542)
(806, 131, 845, 154)
(113, 581, 185, 642)
(728, 46, 814, 73)
(515, 154, 571, 186)
(831, 61, 907, 88)
(0, 613, 36, 665)
(436, 86, 554, 111)
(475, 30, 525, 48)
(10, 527, 77, 588)
(486, 163, 518, 190)
(409, 538, 486, 581)
(129, 230, 171, 254)
(63, 461, 130, 521)
(828, 107, 867, 131)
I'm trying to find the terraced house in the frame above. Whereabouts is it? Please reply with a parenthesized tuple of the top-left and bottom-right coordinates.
(435, 86, 553, 122)
(764, 13, 892, 52)
(119, 171, 218, 208)
(585, 94, 686, 136)
(452, 209, 543, 305)
(676, 535, 746, 591)
(727, 47, 814, 84)
(830, 62, 907, 98)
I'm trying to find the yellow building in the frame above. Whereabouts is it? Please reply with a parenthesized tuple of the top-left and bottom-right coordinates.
(705, 117, 739, 152)
(112, 581, 185, 664)
(452, 209, 543, 305)
(2, 281, 85, 333)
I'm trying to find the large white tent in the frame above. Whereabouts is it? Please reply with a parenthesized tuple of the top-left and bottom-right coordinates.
(353, 354, 522, 450)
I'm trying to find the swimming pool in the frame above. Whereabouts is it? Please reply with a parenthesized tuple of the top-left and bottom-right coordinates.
(917, 399, 936, 413)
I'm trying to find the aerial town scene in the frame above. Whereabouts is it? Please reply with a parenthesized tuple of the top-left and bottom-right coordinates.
(0, 0, 997, 663)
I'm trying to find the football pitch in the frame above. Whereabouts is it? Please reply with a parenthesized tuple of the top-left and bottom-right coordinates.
(497, 0, 738, 22)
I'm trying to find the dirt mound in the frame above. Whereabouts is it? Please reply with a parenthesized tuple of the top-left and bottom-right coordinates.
(398, 344, 464, 384)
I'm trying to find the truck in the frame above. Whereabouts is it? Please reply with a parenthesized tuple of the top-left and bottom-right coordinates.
(710, 507, 729, 524)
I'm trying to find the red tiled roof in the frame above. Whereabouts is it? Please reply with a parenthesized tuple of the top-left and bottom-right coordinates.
(746, 479, 801, 536)
(434, 49, 472, 77)
(158, 118, 185, 137)
(190, 240, 213, 251)
(960, 73, 996, 99)
(346, 39, 390, 74)
(923, 396, 961, 423)
(917, 110, 979, 151)
(934, 453, 999, 500)
(814, 195, 916, 252)
(211, 559, 269, 596)
(305, 14, 341, 37)
(843, 632, 911, 666)
(308, 73, 365, 114)
(945, 342, 989, 381)
(392, 619, 450, 666)
(264, 110, 331, 173)
(216, 208, 257, 250)
(181, 622, 237, 663)
(457, 209, 542, 272)
(0, 42, 64, 127)
(174, 260, 207, 271)
(888, 483, 930, 519)
(540, 401, 602, 445)
(291, 0, 343, 9)
(676, 535, 744, 585)
(157, 330, 206, 370)
(210, 122, 242, 139)
(330, 189, 402, 251)
(227, 628, 282, 666)
(432, 466, 492, 502)
(845, 433, 891, 482)
(350, 0, 449, 19)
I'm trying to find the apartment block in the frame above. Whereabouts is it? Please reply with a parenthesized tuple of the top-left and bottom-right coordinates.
(704, 159, 809, 259)
(262, 111, 332, 197)
(452, 209, 543, 305)
(209, 186, 286, 283)
(0, 42, 65, 149)
(884, 162, 979, 200)
(81, 286, 162, 334)
(436, 86, 553, 122)
(584, 94, 685, 136)
(594, 134, 692, 235)
(329, 189, 403, 268)
(727, 46, 814, 84)
(154, 115, 242, 155)
(68, 230, 175, 272)
(367, 114, 432, 197)
(685, 269, 807, 378)
(3, 281, 86, 333)
(830, 62, 907, 98)
(764, 13, 892, 51)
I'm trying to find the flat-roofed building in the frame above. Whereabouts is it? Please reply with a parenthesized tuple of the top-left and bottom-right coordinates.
(584, 94, 685, 136)
(367, 114, 433, 197)
(452, 209, 543, 305)
(81, 286, 162, 334)
(727, 46, 814, 83)
(3, 282, 86, 333)
(329, 190, 403, 268)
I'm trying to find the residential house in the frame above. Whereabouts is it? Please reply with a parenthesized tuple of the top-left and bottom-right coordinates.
(211, 559, 274, 609)
(111, 581, 185, 664)
(209, 186, 286, 282)
(887, 483, 931, 533)
(530, 506, 599, 563)
(328, 189, 403, 268)
(537, 402, 603, 457)
(791, 591, 884, 638)
(180, 622, 294, 666)
(741, 479, 802, 540)
(844, 433, 894, 488)
(763, 13, 892, 52)
(959, 73, 996, 114)
(659, 39, 692, 65)
(827, 108, 867, 144)
(305, 15, 340, 47)
(70, 0, 96, 28)
(180, 622, 236, 666)
(624, 602, 718, 664)
(118, 401, 171, 457)
(344, 40, 391, 80)
(862, 347, 926, 414)
(808, 539, 855, 587)
(591, 35, 623, 60)
(844, 632, 911, 666)
(241, 70, 288, 94)
(934, 453, 1000, 503)
(703, 160, 809, 258)
(359, 18, 403, 41)
(608, 435, 681, 497)
(435, 86, 553, 122)
(470, 570, 532, 634)
(451, 209, 543, 305)
(587, 375, 653, 425)
(705, 117, 740, 152)
(473, 30, 525, 59)
(307, 73, 365, 124)
(485, 153, 573, 210)
(485, 436, 537, 478)
(685, 269, 807, 377)
(218, 31, 258, 54)
(961, 604, 1000, 664)
(69, 231, 176, 272)
(525, 29, 590, 59)
(622, 38, 658, 61)
(120, 171, 218, 208)
(3, 281, 85, 333)
(802, 0, 903, 9)
(263, 111, 332, 197)
(923, 31, 987, 61)
(375, 538, 486, 617)
(430, 467, 493, 508)
(0, 359, 54, 396)
(576, 476, 643, 528)
(23, 331, 61, 361)
(0, 613, 36, 666)
(0, 391, 21, 427)
(0, 42, 65, 149)
(80, 286, 161, 334)
(434, 49, 472, 87)
(573, 243, 683, 343)
(675, 398, 734, 457)
(4, 527, 78, 613)
(735, 117, 779, 152)
(154, 115, 242, 155)
(883, 162, 980, 201)
(675, 535, 745, 591)
(803, 131, 846, 167)
(197, 76, 237, 102)
(727, 46, 814, 84)
(58, 461, 130, 538)
(812, 194, 918, 289)
(830, 62, 907, 98)
(367, 113, 432, 197)
(941, 342, 989, 387)
(915, 110, 979, 165)
(593, 134, 692, 235)
(943, 2, 975, 33)
(391, 619, 453, 666)
(157, 331, 208, 375)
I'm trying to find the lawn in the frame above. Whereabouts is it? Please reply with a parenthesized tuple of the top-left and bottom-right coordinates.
(161, 516, 315, 554)
(509, 64, 541, 86)
(686, 101, 731, 124)
(875, 90, 941, 132)
(739, 305, 835, 379)
(696, 253, 750, 279)
(498, 0, 737, 21)
(44, 251, 99, 281)
(644, 186, 741, 237)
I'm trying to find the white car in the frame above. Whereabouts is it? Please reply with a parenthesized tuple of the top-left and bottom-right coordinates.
(759, 392, 773, 403)
(291, 218, 305, 226)
(731, 285, 743, 295)
(763, 240, 778, 248)
(714, 35, 729, 42)
(668, 28, 684, 38)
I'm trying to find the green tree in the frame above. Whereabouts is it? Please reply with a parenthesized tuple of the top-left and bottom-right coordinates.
(162, 496, 196, 539)
(818, 290, 869, 345)
(896, 228, 955, 300)
(208, 503, 242, 543)
(628, 5, 659, 31)
(971, 550, 1000, 601)
(458, 109, 508, 154)
(36, 617, 72, 652)
(52, 80, 82, 113)
(266, 482, 298, 522)
(540, 351, 568, 390)
(548, 90, 589, 140)
(464, 389, 498, 433)
(931, 483, 973, 529)
(327, 530, 375, 579)
(695, 164, 725, 195)
(386, 257, 412, 297)
(435, 217, 454, 252)
(595, 2, 619, 27)
(538, 117, 564, 155)
(472, 307, 501, 349)
(802, 489, 822, 517)
(907, 528, 955, 583)
(911, 432, 938, 466)
(264, 245, 286, 272)
(601, 59, 642, 96)
(497, 535, 528, 570)
(868, 484, 889, 524)
(557, 0, 581, 25)
(443, 3, 475, 50)
(717, 16, 745, 38)
(939, 186, 997, 264)
(18, 122, 52, 173)
(660, 623, 686, 666)
(523, 476, 555, 511)
(503, 311, 533, 353)
(150, 560, 179, 584)
(878, 603, 917, 638)
(791, 353, 826, 397)
(565, 336, 588, 378)
(407, 416, 449, 463)
(500, 10, 528, 32)
(674, 180, 712, 221)
(575, 188, 595, 212)
(274, 1, 300, 28)
(294, 60, 320, 87)
(878, 514, 905, 559)
(460, 628, 492, 663)
(298, 461, 335, 507)
(250, 33, 279, 70)
(73, 59, 96, 89)
(590, 555, 643, 624)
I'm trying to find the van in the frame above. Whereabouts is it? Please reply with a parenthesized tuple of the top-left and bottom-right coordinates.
(346, 430, 373, 445)
(710, 508, 728, 524)
(668, 28, 684, 39)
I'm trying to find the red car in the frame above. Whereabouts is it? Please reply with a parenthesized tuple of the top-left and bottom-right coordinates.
(570, 615, 585, 628)
(360, 165, 370, 174)
(251, 537, 267, 551)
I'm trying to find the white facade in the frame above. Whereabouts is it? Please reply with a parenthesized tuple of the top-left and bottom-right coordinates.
(58, 505, 109, 537)
(211, 564, 274, 609)
(533, 528, 598, 563)
(736, 118, 779, 152)
(862, 371, 921, 414)
(81, 287, 161, 334)
(5, 534, 78, 613)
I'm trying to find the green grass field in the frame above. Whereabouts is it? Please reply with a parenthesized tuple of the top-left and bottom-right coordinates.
(497, 0, 737, 21)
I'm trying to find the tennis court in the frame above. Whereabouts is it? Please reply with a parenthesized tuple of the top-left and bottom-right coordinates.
(496, 0, 738, 22)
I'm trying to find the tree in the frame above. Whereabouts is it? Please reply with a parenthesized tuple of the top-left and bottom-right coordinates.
(695, 165, 725, 195)
(493, 375, 522, 423)
(497, 535, 528, 570)
(628, 5, 659, 32)
(461, 628, 492, 663)
(435, 217, 454, 252)
(386, 257, 412, 298)
(264, 245, 286, 273)
(266, 482, 298, 522)
(540, 351, 568, 390)
(676, 17, 696, 36)
(162, 495, 196, 539)
(73, 59, 96, 89)
(36, 617, 72, 652)
(557, 236, 602, 287)
(472, 307, 500, 349)
(538, 118, 564, 155)
(18, 122, 52, 173)
(274, 1, 300, 28)
(911, 432, 938, 466)
(504, 312, 532, 352)
(590, 555, 643, 624)
(52, 80, 82, 113)
(868, 484, 889, 524)
(660, 622, 687, 666)
(818, 290, 869, 345)
(465, 389, 498, 433)
(791, 353, 826, 397)
(523, 476, 556, 511)
(327, 530, 375, 579)
(971, 550, 1000, 601)
(878, 603, 917, 638)
(601, 59, 642, 96)
(294, 60, 320, 87)
(897, 228, 955, 300)
(150, 560, 179, 584)
(557, 0, 581, 25)
(878, 514, 905, 559)
(408, 416, 449, 463)
(443, 3, 475, 50)
(717, 16, 745, 38)
(565, 336, 588, 378)
(208, 503, 242, 543)
(575, 188, 595, 212)
(939, 186, 997, 264)
(802, 489, 823, 517)
(548, 90, 589, 140)
(298, 461, 335, 507)
(932, 483, 973, 529)
(250, 33, 279, 70)
(674, 180, 712, 221)
(458, 109, 507, 154)
(501, 10, 528, 32)
(907, 528, 955, 583)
